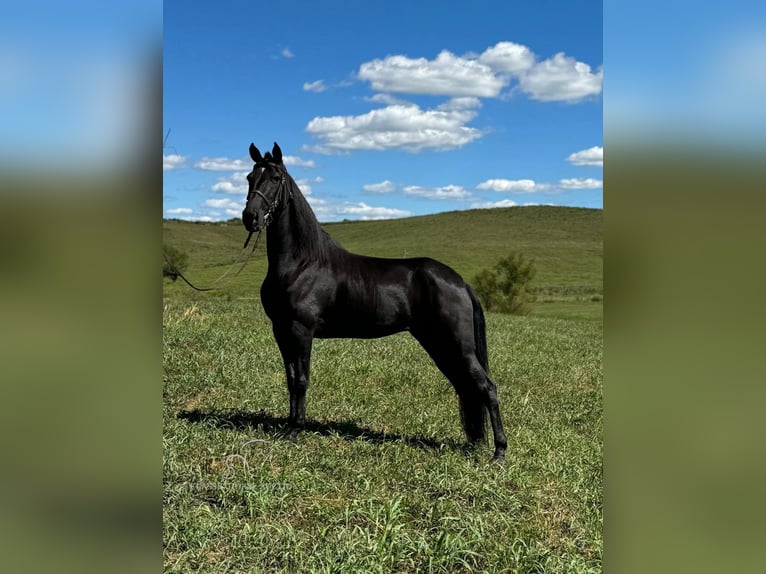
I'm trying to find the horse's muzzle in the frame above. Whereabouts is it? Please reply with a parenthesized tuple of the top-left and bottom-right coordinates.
(242, 209, 262, 232)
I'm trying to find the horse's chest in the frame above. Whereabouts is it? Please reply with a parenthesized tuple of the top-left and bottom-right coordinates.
(260, 279, 289, 320)
(260, 275, 324, 325)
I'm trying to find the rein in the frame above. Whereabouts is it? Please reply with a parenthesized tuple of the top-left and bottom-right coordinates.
(162, 227, 264, 292)
(164, 168, 291, 293)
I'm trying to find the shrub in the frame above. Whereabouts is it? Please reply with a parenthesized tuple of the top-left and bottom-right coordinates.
(472, 251, 536, 315)
(163, 243, 188, 280)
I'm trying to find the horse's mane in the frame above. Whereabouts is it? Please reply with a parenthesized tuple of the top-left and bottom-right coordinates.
(284, 174, 340, 262)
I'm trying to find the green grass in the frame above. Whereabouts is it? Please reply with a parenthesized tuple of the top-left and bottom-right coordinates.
(162, 206, 602, 321)
(164, 298, 602, 573)
(163, 206, 602, 572)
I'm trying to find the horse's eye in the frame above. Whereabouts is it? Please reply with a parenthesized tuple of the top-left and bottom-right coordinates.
(271, 175, 280, 183)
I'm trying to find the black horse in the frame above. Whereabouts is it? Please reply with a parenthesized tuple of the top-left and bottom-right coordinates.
(242, 142, 507, 461)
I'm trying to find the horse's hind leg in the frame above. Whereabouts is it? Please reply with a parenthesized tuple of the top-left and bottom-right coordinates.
(475, 367, 507, 461)
(273, 321, 314, 440)
(413, 331, 507, 461)
(454, 354, 507, 461)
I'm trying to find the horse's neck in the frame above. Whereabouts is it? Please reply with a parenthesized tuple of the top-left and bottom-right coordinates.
(265, 191, 323, 270)
(265, 204, 297, 268)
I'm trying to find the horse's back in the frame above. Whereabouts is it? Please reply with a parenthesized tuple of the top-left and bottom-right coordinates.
(314, 253, 466, 338)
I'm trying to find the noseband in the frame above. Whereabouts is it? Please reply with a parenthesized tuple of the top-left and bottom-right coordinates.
(244, 168, 291, 248)
(251, 188, 277, 226)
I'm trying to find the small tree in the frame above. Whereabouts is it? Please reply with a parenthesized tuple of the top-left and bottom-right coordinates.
(163, 243, 188, 280)
(472, 251, 536, 315)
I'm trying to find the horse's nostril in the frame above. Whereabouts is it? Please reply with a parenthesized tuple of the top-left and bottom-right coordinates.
(242, 210, 258, 231)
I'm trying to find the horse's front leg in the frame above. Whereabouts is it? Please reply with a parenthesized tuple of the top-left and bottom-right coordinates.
(273, 321, 314, 440)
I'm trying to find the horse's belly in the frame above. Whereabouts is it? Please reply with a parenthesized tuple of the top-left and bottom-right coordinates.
(315, 320, 408, 339)
(315, 299, 410, 339)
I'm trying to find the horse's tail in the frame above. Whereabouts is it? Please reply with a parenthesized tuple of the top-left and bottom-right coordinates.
(459, 285, 489, 443)
(467, 284, 489, 375)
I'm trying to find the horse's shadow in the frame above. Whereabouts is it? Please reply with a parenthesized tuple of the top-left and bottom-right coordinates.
(177, 408, 466, 453)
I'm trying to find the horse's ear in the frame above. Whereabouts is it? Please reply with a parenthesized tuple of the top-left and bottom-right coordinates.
(249, 143, 263, 163)
(272, 142, 283, 164)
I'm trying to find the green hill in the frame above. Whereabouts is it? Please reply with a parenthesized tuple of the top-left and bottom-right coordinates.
(163, 206, 602, 320)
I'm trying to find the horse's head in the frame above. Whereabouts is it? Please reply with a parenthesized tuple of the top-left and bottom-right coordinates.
(242, 142, 287, 232)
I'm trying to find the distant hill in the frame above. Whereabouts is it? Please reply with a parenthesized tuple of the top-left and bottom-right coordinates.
(163, 206, 602, 319)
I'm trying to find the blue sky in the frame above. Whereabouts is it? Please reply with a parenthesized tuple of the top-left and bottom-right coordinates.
(163, 0, 603, 222)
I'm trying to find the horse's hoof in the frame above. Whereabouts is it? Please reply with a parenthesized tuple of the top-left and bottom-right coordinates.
(491, 451, 506, 463)
(288, 429, 299, 442)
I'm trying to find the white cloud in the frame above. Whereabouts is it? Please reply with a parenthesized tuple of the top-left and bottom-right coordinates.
(355, 42, 601, 103)
(303, 80, 326, 92)
(471, 199, 518, 209)
(178, 215, 215, 222)
(338, 202, 411, 219)
(476, 179, 551, 193)
(303, 42, 603, 153)
(403, 184, 472, 200)
(281, 48, 294, 59)
(558, 177, 602, 189)
(519, 53, 603, 102)
(294, 178, 314, 195)
(167, 193, 410, 224)
(478, 41, 535, 75)
(363, 180, 396, 193)
(203, 198, 242, 210)
(437, 97, 482, 111)
(283, 155, 316, 168)
(358, 50, 507, 97)
(365, 93, 409, 105)
(163, 154, 186, 170)
(189, 152, 318, 173)
(306, 102, 482, 152)
(198, 154, 314, 169)
(211, 171, 249, 194)
(165, 207, 193, 215)
(310, 200, 412, 221)
(306, 196, 327, 207)
(208, 163, 316, 197)
(477, 176, 601, 193)
(195, 157, 250, 171)
(305, 41, 601, 153)
(567, 146, 603, 167)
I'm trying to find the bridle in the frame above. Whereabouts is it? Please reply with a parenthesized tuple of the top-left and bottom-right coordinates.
(243, 165, 291, 248)
(250, 188, 277, 226)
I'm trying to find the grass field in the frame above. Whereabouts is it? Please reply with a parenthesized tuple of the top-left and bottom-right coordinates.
(163, 206, 602, 572)
(162, 206, 602, 321)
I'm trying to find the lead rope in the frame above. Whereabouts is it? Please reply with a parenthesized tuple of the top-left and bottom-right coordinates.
(164, 168, 287, 292)
(162, 227, 264, 292)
